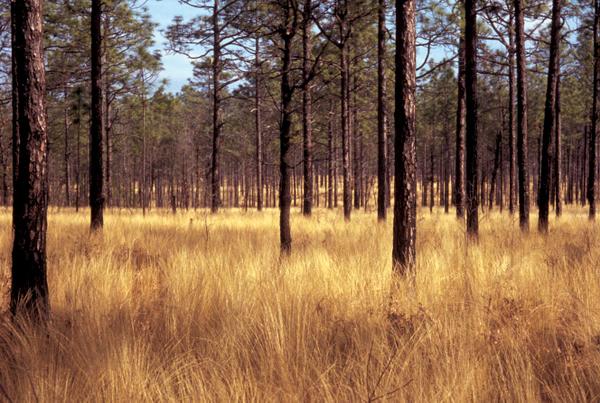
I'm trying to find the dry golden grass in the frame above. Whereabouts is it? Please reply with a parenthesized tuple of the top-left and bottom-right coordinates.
(1, 206, 600, 401)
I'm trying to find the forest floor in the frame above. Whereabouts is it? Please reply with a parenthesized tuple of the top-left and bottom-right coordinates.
(1, 207, 600, 401)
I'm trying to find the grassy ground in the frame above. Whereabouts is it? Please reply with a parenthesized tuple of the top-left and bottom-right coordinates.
(1, 206, 600, 401)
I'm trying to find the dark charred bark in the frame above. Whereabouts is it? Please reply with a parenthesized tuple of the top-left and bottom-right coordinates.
(90, 0, 104, 230)
(11, 0, 50, 320)
(464, 0, 479, 238)
(392, 0, 416, 275)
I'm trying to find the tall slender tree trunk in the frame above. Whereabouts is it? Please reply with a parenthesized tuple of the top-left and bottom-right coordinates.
(211, 0, 222, 213)
(141, 70, 147, 216)
(76, 90, 82, 212)
(538, 0, 561, 232)
(328, 101, 334, 209)
(341, 41, 351, 221)
(555, 72, 562, 217)
(392, 0, 416, 275)
(490, 132, 501, 210)
(255, 34, 263, 212)
(465, 0, 479, 238)
(11, 0, 19, 200)
(377, 0, 388, 221)
(279, 2, 296, 254)
(589, 0, 600, 220)
(104, 14, 111, 208)
(455, 32, 466, 219)
(302, 0, 313, 216)
(508, 12, 517, 215)
(63, 85, 70, 206)
(90, 0, 104, 230)
(11, 0, 50, 319)
(515, 0, 530, 231)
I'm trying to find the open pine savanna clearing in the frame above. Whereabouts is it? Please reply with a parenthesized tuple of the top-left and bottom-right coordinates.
(1, 207, 600, 402)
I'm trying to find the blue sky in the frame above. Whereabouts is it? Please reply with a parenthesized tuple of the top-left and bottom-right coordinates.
(146, 0, 197, 92)
(145, 0, 454, 93)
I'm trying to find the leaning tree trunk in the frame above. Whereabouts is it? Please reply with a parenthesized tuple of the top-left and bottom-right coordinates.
(392, 0, 417, 275)
(90, 0, 104, 230)
(464, 0, 479, 238)
(11, 0, 50, 319)
(514, 0, 530, 231)
(589, 0, 599, 220)
(377, 0, 388, 221)
(538, 0, 561, 233)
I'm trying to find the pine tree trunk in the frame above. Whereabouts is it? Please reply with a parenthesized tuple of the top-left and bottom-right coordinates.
(514, 0, 530, 231)
(11, 0, 50, 319)
(104, 15, 111, 208)
(392, 0, 416, 275)
(555, 73, 562, 217)
(465, 0, 479, 238)
(377, 0, 388, 221)
(279, 2, 295, 254)
(211, 0, 222, 213)
(328, 101, 334, 209)
(508, 12, 517, 215)
(455, 31, 466, 219)
(538, 0, 561, 232)
(590, 0, 600, 219)
(90, 0, 104, 229)
(490, 132, 502, 210)
(255, 35, 263, 212)
(341, 38, 352, 221)
(63, 85, 70, 207)
(302, 0, 313, 216)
